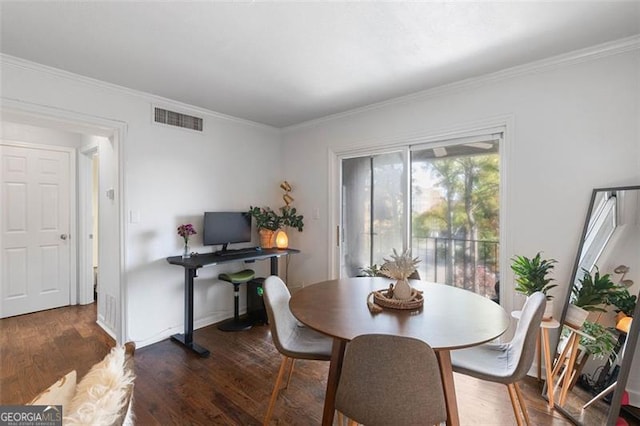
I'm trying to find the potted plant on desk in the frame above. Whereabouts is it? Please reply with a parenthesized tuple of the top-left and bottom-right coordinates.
(275, 205, 304, 249)
(249, 206, 281, 249)
(511, 252, 557, 319)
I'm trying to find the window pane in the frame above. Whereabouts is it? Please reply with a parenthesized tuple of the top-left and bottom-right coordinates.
(372, 153, 405, 265)
(411, 141, 500, 299)
(341, 157, 372, 278)
(341, 152, 405, 277)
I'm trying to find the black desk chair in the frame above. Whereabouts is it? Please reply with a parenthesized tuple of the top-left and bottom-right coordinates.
(218, 269, 255, 331)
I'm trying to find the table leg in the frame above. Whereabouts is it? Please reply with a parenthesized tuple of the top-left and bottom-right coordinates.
(322, 338, 347, 426)
(170, 268, 210, 357)
(436, 350, 460, 426)
(541, 328, 554, 408)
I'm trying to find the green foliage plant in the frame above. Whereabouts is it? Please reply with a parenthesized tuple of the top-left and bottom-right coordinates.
(608, 286, 637, 317)
(249, 205, 304, 233)
(580, 320, 617, 362)
(360, 264, 382, 277)
(571, 267, 616, 312)
(249, 206, 281, 231)
(279, 206, 304, 232)
(511, 252, 558, 300)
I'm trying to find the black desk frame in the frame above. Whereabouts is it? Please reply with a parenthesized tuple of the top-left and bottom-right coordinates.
(167, 248, 299, 357)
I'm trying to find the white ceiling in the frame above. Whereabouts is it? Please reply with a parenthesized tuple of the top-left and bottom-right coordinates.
(1, 1, 639, 128)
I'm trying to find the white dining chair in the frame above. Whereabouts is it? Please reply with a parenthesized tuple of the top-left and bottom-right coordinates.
(451, 292, 546, 426)
(262, 275, 332, 425)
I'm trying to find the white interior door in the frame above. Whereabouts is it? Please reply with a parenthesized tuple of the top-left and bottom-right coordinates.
(1, 143, 73, 318)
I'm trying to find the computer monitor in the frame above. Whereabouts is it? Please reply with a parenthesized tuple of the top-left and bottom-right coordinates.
(203, 211, 252, 251)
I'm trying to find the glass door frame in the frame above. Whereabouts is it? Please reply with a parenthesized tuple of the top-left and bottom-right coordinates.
(327, 122, 512, 312)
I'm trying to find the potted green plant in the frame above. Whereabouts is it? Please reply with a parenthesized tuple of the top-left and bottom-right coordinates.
(608, 286, 637, 317)
(580, 320, 617, 363)
(249, 206, 281, 248)
(567, 267, 616, 328)
(249, 205, 305, 249)
(511, 252, 557, 319)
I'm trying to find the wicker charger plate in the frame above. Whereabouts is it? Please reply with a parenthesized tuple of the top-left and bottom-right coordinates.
(368, 288, 424, 312)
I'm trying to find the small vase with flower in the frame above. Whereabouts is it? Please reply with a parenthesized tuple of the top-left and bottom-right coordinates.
(177, 224, 196, 258)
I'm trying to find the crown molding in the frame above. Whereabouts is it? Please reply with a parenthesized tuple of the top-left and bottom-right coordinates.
(283, 35, 640, 133)
(0, 53, 280, 133)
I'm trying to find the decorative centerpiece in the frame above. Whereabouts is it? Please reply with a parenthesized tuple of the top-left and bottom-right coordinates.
(177, 223, 196, 258)
(368, 249, 423, 312)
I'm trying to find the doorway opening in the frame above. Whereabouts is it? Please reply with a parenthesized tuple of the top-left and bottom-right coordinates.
(0, 104, 125, 343)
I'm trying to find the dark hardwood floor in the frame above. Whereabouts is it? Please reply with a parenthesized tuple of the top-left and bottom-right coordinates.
(1, 304, 577, 425)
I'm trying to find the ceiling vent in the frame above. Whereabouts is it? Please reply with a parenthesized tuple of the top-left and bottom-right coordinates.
(154, 107, 203, 131)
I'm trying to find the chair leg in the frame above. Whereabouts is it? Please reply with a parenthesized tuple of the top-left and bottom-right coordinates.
(336, 413, 359, 426)
(514, 382, 530, 426)
(507, 384, 524, 426)
(264, 355, 290, 425)
(284, 359, 296, 390)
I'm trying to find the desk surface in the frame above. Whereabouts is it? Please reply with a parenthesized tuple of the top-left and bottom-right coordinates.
(167, 248, 300, 269)
(290, 277, 510, 350)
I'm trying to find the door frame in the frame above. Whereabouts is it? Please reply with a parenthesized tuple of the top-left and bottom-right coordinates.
(328, 116, 514, 313)
(1, 98, 128, 344)
(78, 144, 98, 305)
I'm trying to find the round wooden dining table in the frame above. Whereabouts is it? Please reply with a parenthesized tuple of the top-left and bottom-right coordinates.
(289, 277, 510, 426)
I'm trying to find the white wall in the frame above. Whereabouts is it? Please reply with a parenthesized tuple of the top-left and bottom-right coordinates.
(282, 47, 640, 306)
(1, 56, 284, 347)
(282, 47, 640, 400)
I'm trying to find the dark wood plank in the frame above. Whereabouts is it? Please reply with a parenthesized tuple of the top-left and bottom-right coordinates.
(0, 304, 580, 425)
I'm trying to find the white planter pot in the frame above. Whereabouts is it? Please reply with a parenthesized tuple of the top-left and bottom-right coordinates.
(542, 299, 554, 320)
(565, 304, 589, 328)
(525, 295, 554, 320)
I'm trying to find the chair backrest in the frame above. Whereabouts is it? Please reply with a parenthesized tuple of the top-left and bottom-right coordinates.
(263, 275, 300, 356)
(508, 291, 546, 381)
(335, 334, 447, 426)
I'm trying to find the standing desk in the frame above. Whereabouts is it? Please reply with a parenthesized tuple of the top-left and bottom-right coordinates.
(167, 248, 299, 357)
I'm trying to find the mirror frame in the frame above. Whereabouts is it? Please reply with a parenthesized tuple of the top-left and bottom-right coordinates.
(550, 185, 640, 425)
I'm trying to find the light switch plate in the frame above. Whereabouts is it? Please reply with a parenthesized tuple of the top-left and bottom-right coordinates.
(129, 210, 141, 224)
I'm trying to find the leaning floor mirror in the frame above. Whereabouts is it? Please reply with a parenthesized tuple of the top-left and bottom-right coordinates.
(544, 185, 640, 425)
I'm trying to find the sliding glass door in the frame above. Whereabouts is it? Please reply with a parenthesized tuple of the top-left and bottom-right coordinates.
(339, 133, 501, 300)
(340, 151, 406, 278)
